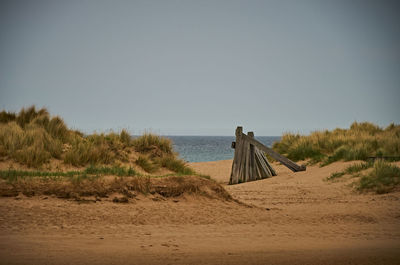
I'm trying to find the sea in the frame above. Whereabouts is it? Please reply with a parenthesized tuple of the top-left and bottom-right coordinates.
(165, 136, 281, 163)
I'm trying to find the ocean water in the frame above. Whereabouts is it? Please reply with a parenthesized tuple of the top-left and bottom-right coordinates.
(166, 136, 281, 162)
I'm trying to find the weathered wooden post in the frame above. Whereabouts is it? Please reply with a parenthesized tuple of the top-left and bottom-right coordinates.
(229, 127, 242, 184)
(229, 126, 305, 185)
(248, 132, 256, 181)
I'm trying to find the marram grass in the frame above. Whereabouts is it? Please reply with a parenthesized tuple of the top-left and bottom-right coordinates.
(327, 160, 400, 194)
(357, 161, 400, 194)
(0, 106, 193, 176)
(273, 122, 400, 165)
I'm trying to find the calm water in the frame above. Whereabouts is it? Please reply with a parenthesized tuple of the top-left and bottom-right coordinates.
(166, 136, 281, 162)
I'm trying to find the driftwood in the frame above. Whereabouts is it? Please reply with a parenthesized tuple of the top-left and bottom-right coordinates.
(229, 126, 305, 185)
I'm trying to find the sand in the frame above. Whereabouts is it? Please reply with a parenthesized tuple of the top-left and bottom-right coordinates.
(1, 160, 400, 264)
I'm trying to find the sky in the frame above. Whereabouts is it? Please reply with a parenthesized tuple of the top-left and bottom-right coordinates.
(0, 0, 399, 136)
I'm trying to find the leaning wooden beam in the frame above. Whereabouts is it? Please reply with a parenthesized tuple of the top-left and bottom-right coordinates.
(257, 148, 277, 176)
(255, 148, 276, 177)
(254, 149, 270, 179)
(241, 134, 306, 172)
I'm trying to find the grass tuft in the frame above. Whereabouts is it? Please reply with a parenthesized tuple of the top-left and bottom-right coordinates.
(327, 162, 373, 180)
(132, 133, 173, 156)
(83, 165, 137, 176)
(157, 156, 195, 175)
(344, 162, 373, 174)
(136, 156, 158, 173)
(0, 165, 138, 182)
(327, 172, 346, 180)
(357, 161, 400, 194)
(326, 161, 400, 194)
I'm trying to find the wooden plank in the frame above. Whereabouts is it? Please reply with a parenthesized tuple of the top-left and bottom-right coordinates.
(244, 141, 250, 182)
(255, 158, 262, 180)
(237, 135, 247, 183)
(255, 149, 271, 179)
(234, 127, 244, 184)
(242, 134, 306, 172)
(259, 149, 277, 176)
(229, 127, 243, 184)
(248, 132, 256, 181)
(254, 150, 266, 178)
(240, 136, 248, 183)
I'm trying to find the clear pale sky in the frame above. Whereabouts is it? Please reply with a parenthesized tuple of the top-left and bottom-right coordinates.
(1, 0, 399, 136)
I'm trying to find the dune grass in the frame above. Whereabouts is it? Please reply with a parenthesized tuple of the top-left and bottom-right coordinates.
(327, 160, 400, 194)
(0, 169, 224, 200)
(156, 156, 195, 175)
(0, 106, 133, 167)
(0, 106, 221, 201)
(357, 161, 400, 194)
(0, 106, 193, 176)
(327, 162, 373, 180)
(136, 155, 158, 173)
(273, 122, 400, 165)
(0, 165, 138, 182)
(131, 133, 173, 156)
(0, 174, 152, 198)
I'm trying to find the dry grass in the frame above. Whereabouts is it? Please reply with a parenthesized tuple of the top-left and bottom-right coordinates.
(136, 155, 158, 173)
(0, 106, 129, 167)
(131, 133, 173, 156)
(156, 156, 195, 175)
(357, 161, 400, 194)
(0, 175, 150, 199)
(327, 160, 400, 194)
(273, 122, 400, 165)
(0, 106, 188, 175)
(0, 174, 232, 201)
(0, 106, 227, 202)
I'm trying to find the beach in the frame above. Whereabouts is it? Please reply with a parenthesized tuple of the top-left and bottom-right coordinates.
(1, 160, 399, 265)
(2, 0, 399, 263)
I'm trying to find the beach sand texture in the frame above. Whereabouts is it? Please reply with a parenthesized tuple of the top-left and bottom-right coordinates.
(1, 160, 399, 265)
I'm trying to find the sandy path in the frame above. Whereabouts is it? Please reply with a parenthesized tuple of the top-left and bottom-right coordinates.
(1, 160, 400, 264)
(189, 159, 233, 183)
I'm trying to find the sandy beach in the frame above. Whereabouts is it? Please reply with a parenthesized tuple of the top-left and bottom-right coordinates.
(2, 0, 399, 263)
(0, 159, 399, 264)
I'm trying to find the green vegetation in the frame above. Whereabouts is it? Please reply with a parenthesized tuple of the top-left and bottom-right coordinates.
(343, 162, 373, 174)
(157, 156, 195, 175)
(327, 162, 373, 180)
(131, 133, 173, 156)
(357, 161, 400, 194)
(0, 165, 138, 182)
(0, 106, 225, 201)
(327, 160, 400, 194)
(0, 170, 227, 200)
(83, 165, 137, 176)
(136, 156, 158, 173)
(0, 106, 132, 167)
(0, 106, 194, 176)
(273, 122, 400, 165)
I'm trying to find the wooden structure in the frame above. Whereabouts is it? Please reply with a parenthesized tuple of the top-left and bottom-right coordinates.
(229, 126, 306, 185)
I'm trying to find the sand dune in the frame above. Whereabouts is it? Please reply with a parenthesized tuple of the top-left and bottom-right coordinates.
(1, 160, 399, 264)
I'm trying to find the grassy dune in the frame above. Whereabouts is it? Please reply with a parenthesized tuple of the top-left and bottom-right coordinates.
(328, 160, 400, 194)
(271, 122, 400, 193)
(0, 106, 191, 174)
(0, 106, 214, 200)
(273, 122, 400, 165)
